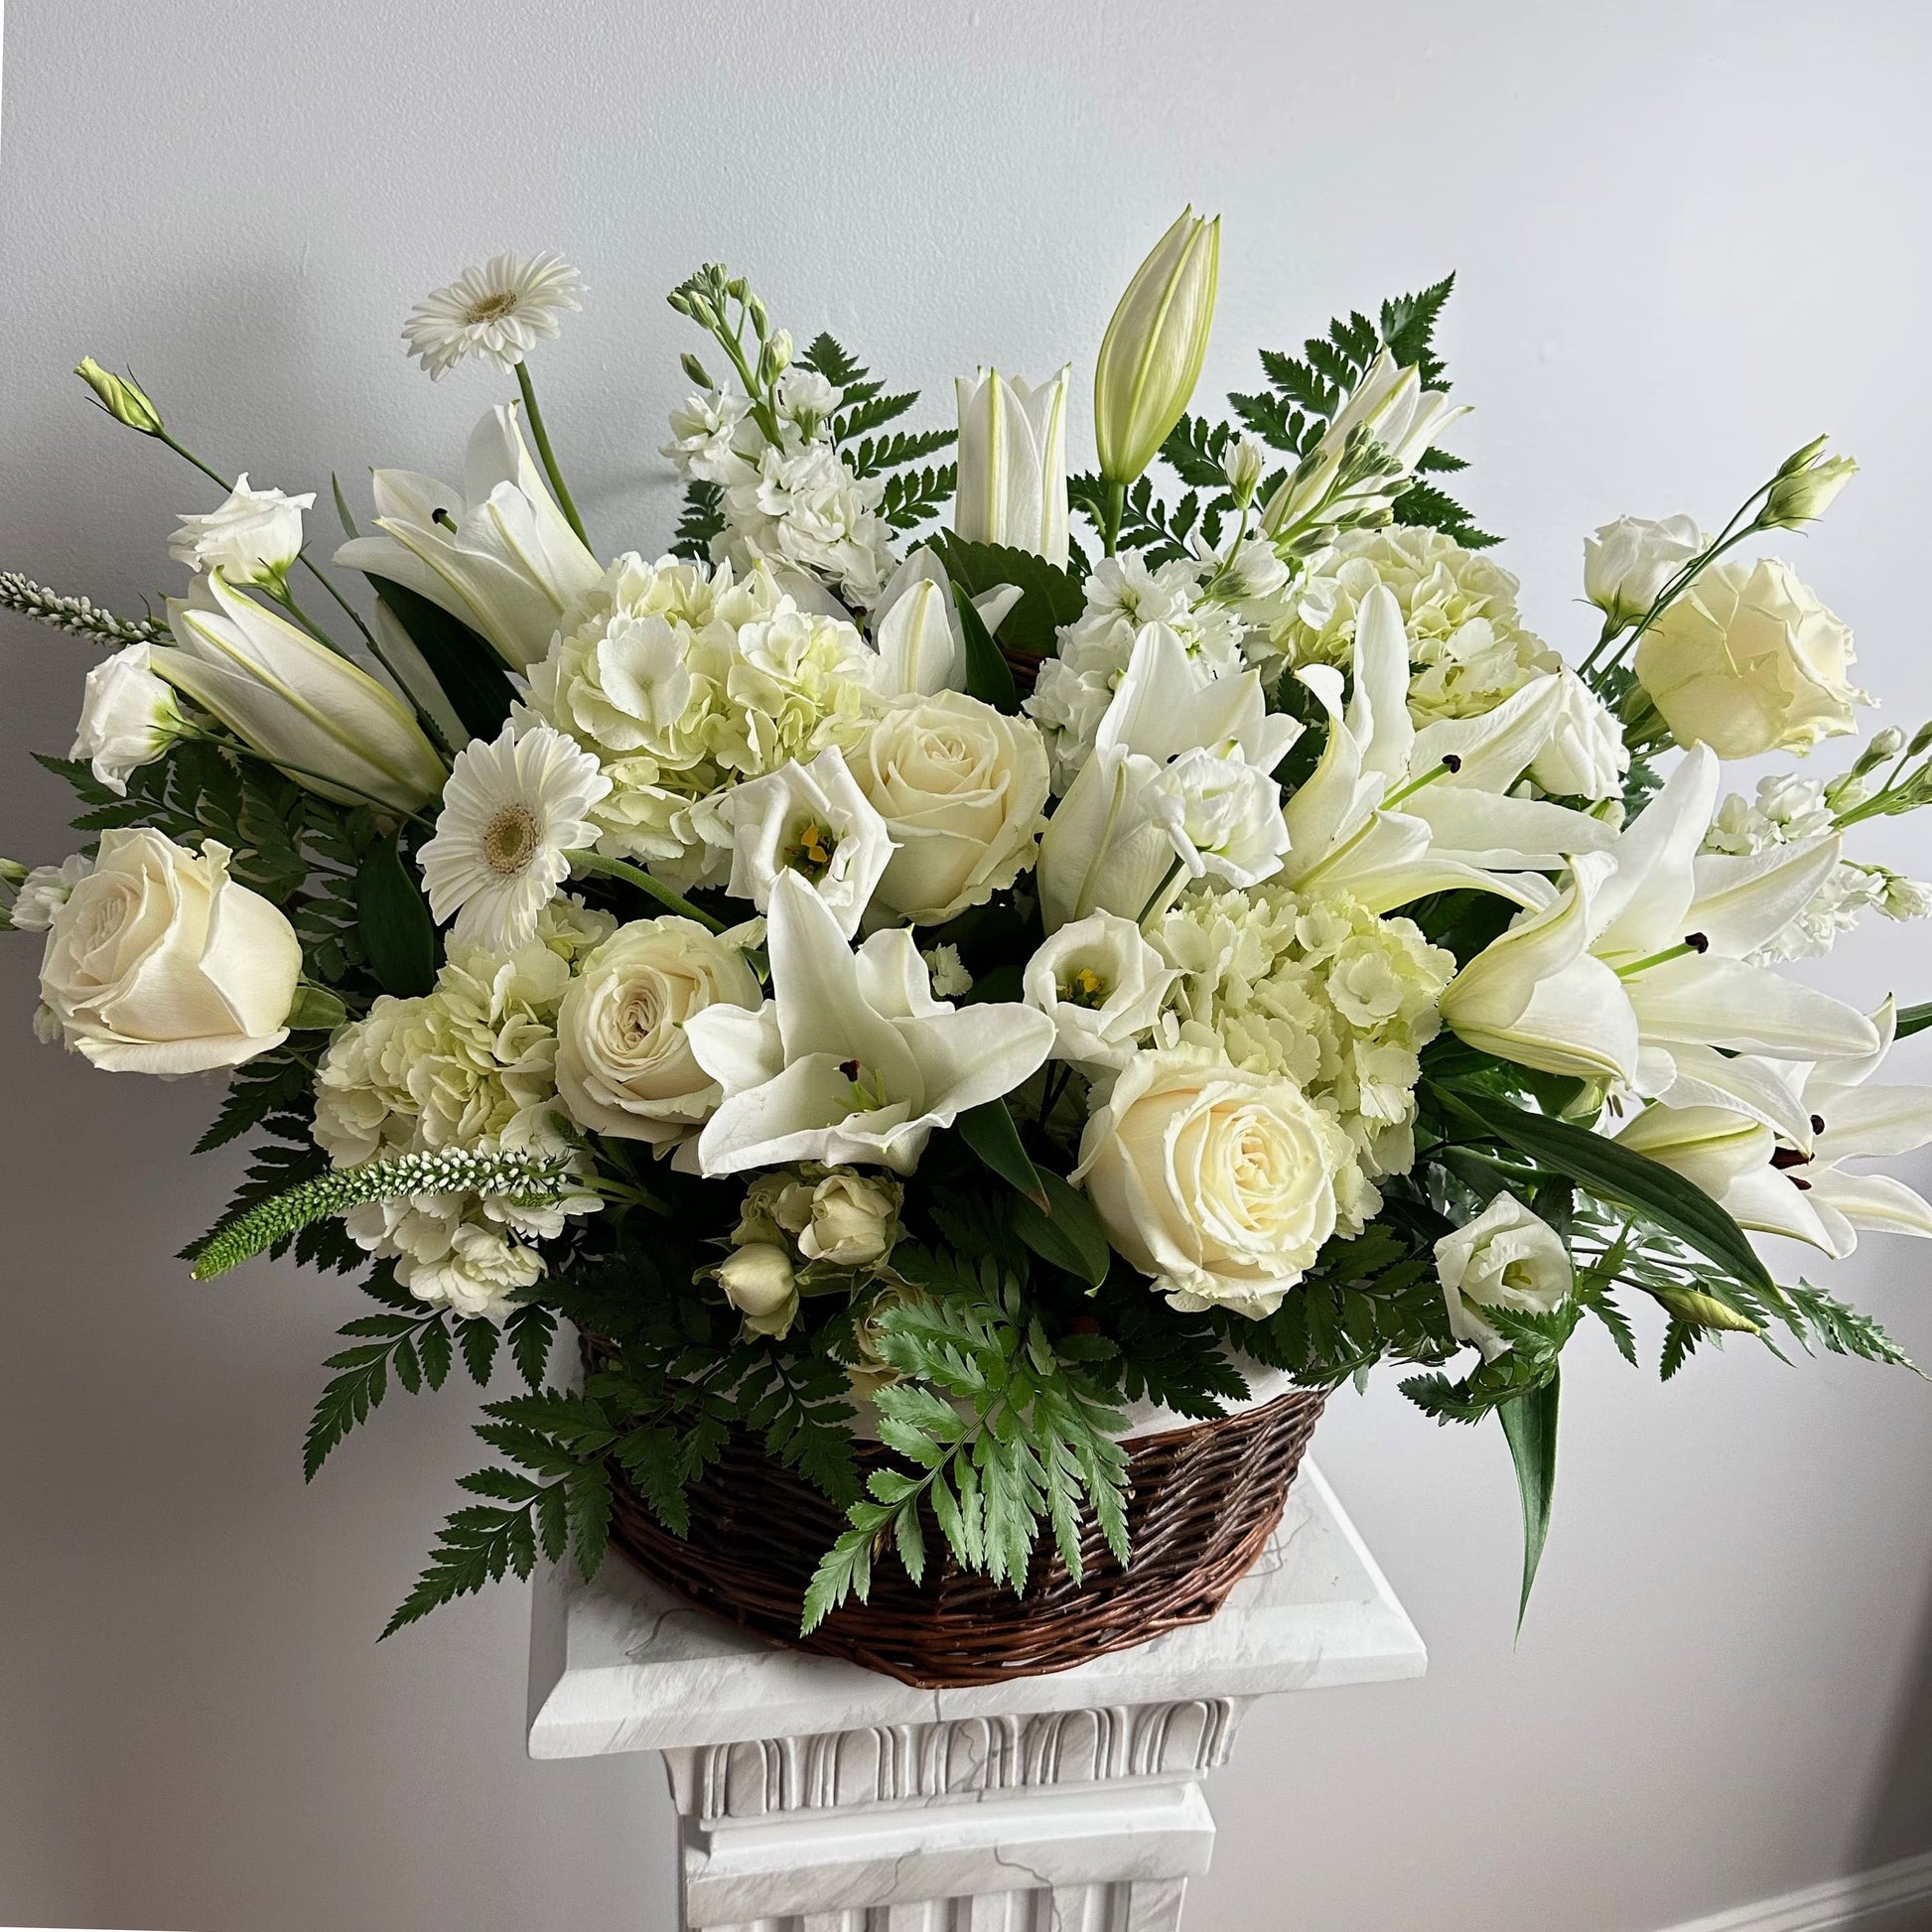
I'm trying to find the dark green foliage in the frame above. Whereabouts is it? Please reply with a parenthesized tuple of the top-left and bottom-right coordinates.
(792, 332, 957, 532)
(1498, 1371, 1560, 1630)
(670, 480, 726, 562)
(355, 832, 437, 996)
(367, 578, 516, 743)
(957, 1100, 1046, 1204)
(927, 536, 1084, 657)
(880, 465, 958, 532)
(955, 584, 1019, 712)
(1010, 1173, 1111, 1289)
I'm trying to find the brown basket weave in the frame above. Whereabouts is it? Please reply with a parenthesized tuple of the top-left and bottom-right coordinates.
(606, 1386, 1326, 1688)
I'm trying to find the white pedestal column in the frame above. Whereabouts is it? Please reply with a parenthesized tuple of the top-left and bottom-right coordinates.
(528, 1463, 1424, 1932)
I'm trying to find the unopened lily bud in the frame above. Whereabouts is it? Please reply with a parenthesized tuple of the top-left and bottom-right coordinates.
(679, 350, 713, 388)
(1650, 1285, 1761, 1333)
(74, 357, 164, 435)
(1761, 444, 1858, 529)
(1094, 207, 1220, 486)
(1221, 434, 1266, 506)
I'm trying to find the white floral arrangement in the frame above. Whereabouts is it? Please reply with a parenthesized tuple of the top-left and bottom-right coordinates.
(7, 216, 1928, 1636)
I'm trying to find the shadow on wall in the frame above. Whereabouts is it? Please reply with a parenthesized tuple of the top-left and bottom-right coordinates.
(1860, 1563, 1932, 1879)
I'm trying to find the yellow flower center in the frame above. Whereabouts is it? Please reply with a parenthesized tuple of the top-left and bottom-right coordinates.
(1061, 966, 1110, 1010)
(465, 290, 522, 325)
(483, 804, 542, 877)
(783, 818, 839, 883)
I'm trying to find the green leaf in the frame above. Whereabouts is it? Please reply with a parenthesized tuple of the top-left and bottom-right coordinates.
(954, 584, 1018, 714)
(957, 1100, 1046, 1206)
(1011, 1173, 1111, 1288)
(366, 577, 514, 743)
(355, 832, 437, 997)
(332, 474, 359, 539)
(928, 535, 1085, 657)
(1429, 1083, 1775, 1297)
(1895, 1001, 1932, 1041)
(1497, 1370, 1558, 1636)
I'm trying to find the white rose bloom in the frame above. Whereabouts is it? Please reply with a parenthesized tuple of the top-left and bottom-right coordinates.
(8, 853, 94, 933)
(718, 1242, 800, 1337)
(37, 828, 302, 1074)
(849, 692, 1050, 926)
(1583, 514, 1706, 630)
(1024, 911, 1176, 1070)
(1635, 556, 1868, 759)
(554, 917, 762, 1152)
(168, 475, 316, 587)
(724, 745, 896, 938)
(1527, 666, 1629, 801)
(1434, 1191, 1573, 1360)
(798, 1171, 901, 1267)
(70, 642, 186, 796)
(1073, 1049, 1353, 1317)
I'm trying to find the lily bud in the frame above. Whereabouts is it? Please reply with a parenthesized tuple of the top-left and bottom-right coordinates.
(1649, 1285, 1762, 1334)
(953, 365, 1071, 566)
(74, 357, 164, 435)
(1093, 208, 1220, 486)
(1761, 442, 1858, 530)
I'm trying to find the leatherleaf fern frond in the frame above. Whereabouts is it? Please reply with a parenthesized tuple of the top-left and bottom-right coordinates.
(189, 1149, 578, 1280)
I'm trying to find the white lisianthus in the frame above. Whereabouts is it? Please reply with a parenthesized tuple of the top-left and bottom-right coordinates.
(797, 1171, 901, 1267)
(6, 853, 93, 933)
(37, 829, 302, 1074)
(554, 917, 761, 1152)
(1144, 745, 1293, 894)
(717, 1242, 799, 1337)
(1583, 514, 1706, 630)
(1527, 667, 1629, 801)
(1074, 1048, 1352, 1317)
(71, 642, 186, 795)
(168, 475, 315, 589)
(417, 721, 612, 950)
(849, 692, 1050, 926)
(1023, 911, 1176, 1070)
(1635, 556, 1868, 759)
(724, 746, 896, 939)
(953, 366, 1071, 567)
(401, 251, 585, 378)
(1434, 1191, 1573, 1360)
(684, 871, 1055, 1175)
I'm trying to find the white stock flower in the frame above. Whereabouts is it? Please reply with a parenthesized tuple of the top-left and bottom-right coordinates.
(1527, 667, 1629, 801)
(1434, 1192, 1573, 1361)
(418, 721, 611, 950)
(1073, 1048, 1352, 1317)
(335, 403, 601, 670)
(849, 692, 1049, 926)
(402, 251, 585, 378)
(683, 870, 1055, 1175)
(953, 366, 1071, 566)
(662, 390, 758, 485)
(1145, 746, 1292, 894)
(1635, 557, 1868, 759)
(716, 439, 896, 610)
(167, 476, 315, 587)
(7, 853, 92, 933)
(157, 572, 446, 812)
(1583, 515, 1706, 630)
(1023, 911, 1176, 1070)
(37, 829, 301, 1074)
(71, 642, 185, 795)
(725, 745, 895, 938)
(554, 917, 762, 1152)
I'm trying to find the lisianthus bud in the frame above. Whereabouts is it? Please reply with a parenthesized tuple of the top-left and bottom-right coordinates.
(1094, 208, 1220, 487)
(1760, 445, 1858, 530)
(74, 357, 164, 435)
(718, 1242, 798, 1337)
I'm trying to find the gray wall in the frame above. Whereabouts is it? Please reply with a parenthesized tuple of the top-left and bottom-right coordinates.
(3, 2, 1931, 1927)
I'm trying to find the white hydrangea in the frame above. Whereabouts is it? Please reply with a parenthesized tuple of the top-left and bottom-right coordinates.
(1151, 883, 1455, 1230)
(313, 924, 603, 1318)
(1702, 771, 1930, 962)
(1027, 554, 1248, 792)
(1272, 527, 1559, 726)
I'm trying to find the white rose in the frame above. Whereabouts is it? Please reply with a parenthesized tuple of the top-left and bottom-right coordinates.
(1528, 667, 1629, 801)
(71, 642, 187, 796)
(168, 474, 315, 586)
(849, 691, 1050, 925)
(1073, 1049, 1352, 1317)
(1024, 911, 1176, 1070)
(1635, 556, 1868, 759)
(1434, 1190, 1573, 1360)
(724, 745, 896, 939)
(554, 917, 762, 1150)
(798, 1171, 901, 1266)
(1583, 514, 1705, 630)
(718, 1242, 798, 1337)
(37, 828, 303, 1074)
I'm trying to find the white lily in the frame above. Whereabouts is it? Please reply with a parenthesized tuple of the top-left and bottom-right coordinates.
(684, 870, 1056, 1174)
(1035, 622, 1299, 929)
(335, 403, 600, 671)
(1615, 1001, 1932, 1258)
(868, 547, 1023, 698)
(954, 366, 1071, 567)
(156, 571, 446, 812)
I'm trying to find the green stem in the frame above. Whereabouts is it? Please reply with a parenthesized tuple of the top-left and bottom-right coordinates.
(564, 848, 724, 931)
(1136, 857, 1187, 928)
(1101, 478, 1127, 558)
(515, 362, 590, 548)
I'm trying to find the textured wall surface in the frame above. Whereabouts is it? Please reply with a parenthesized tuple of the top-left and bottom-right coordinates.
(3, 3, 1931, 1928)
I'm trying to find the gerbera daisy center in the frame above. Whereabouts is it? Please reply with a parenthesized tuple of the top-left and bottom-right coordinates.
(482, 803, 543, 876)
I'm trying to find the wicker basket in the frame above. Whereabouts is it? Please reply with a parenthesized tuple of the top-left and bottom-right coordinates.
(605, 1385, 1327, 1688)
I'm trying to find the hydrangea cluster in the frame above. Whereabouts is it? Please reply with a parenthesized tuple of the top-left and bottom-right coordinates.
(312, 900, 613, 1314)
(1151, 883, 1454, 1228)
(1272, 527, 1558, 725)
(526, 552, 882, 880)
(1703, 772, 1931, 961)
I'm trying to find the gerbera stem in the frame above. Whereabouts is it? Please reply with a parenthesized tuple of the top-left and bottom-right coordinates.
(564, 848, 724, 932)
(515, 362, 590, 549)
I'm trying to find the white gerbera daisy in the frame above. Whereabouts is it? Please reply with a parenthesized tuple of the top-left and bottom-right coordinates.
(402, 252, 587, 380)
(418, 722, 611, 949)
